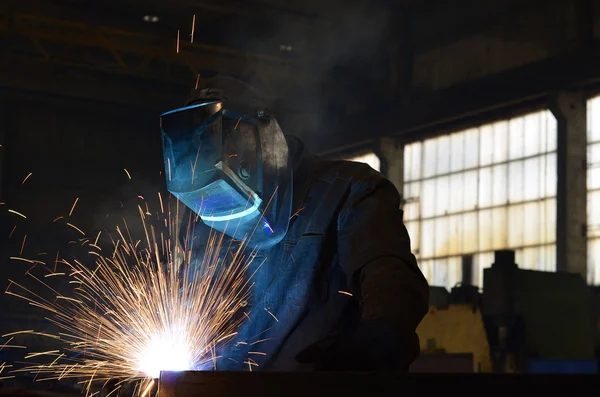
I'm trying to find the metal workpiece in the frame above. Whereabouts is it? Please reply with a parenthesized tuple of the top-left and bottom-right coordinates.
(158, 371, 408, 397)
(156, 371, 600, 397)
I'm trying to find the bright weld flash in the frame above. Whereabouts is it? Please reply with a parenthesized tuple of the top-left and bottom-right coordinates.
(135, 327, 195, 379)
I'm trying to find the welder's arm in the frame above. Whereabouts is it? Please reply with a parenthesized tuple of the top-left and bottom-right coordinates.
(329, 173, 429, 371)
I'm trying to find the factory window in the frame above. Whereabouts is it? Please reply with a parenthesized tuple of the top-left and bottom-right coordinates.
(345, 152, 381, 172)
(587, 96, 600, 284)
(403, 110, 557, 290)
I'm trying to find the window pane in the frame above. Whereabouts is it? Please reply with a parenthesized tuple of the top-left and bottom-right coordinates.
(523, 156, 541, 200)
(545, 111, 558, 152)
(431, 258, 449, 288)
(474, 252, 494, 287)
(464, 128, 479, 168)
(478, 209, 493, 252)
(523, 112, 541, 156)
(403, 182, 421, 221)
(509, 117, 525, 160)
(480, 124, 493, 167)
(523, 201, 541, 246)
(448, 173, 463, 213)
(404, 144, 413, 182)
(436, 136, 451, 175)
(543, 244, 556, 272)
(544, 198, 557, 243)
(421, 179, 436, 218)
(423, 140, 437, 178)
(478, 167, 492, 208)
(588, 143, 600, 190)
(463, 170, 478, 211)
(463, 212, 478, 253)
(447, 215, 462, 255)
(491, 207, 508, 249)
(435, 176, 450, 216)
(492, 164, 508, 205)
(545, 153, 557, 197)
(508, 204, 525, 247)
(407, 142, 422, 182)
(588, 96, 600, 143)
(508, 160, 524, 203)
(493, 121, 509, 164)
(421, 219, 435, 258)
(434, 217, 448, 257)
(588, 239, 600, 285)
(589, 191, 600, 236)
(446, 256, 462, 289)
(450, 132, 465, 172)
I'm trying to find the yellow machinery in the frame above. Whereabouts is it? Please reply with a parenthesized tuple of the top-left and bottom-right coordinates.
(415, 289, 492, 373)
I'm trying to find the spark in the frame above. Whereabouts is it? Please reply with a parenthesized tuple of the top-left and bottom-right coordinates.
(338, 291, 353, 296)
(9, 225, 17, 238)
(290, 207, 304, 219)
(234, 117, 242, 130)
(5, 197, 256, 395)
(176, 29, 180, 53)
(195, 74, 201, 89)
(66, 223, 85, 235)
(22, 172, 33, 184)
(69, 197, 80, 217)
(8, 209, 26, 219)
(141, 379, 155, 397)
(53, 216, 64, 222)
(190, 15, 196, 43)
(124, 169, 132, 180)
(20, 234, 27, 255)
(264, 308, 278, 322)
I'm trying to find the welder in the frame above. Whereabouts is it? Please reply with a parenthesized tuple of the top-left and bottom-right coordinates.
(159, 76, 429, 372)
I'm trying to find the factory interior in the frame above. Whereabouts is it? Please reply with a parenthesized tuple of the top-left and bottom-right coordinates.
(2, 0, 600, 395)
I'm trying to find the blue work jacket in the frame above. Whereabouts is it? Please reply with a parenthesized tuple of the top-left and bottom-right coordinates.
(184, 137, 428, 371)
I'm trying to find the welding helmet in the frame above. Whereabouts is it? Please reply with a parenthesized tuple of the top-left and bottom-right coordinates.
(159, 77, 292, 248)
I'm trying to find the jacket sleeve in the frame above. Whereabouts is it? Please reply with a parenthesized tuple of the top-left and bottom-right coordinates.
(336, 165, 429, 369)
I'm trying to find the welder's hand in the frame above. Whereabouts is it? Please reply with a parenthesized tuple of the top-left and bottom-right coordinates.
(296, 321, 419, 372)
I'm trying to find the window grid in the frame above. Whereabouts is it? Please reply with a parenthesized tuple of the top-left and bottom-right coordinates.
(404, 111, 557, 290)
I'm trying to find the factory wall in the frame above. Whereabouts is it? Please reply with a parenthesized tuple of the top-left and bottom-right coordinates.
(410, 0, 587, 92)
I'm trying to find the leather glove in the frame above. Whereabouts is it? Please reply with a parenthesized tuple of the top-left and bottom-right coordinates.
(295, 320, 419, 371)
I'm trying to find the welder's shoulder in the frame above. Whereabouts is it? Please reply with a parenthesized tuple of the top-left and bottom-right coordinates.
(314, 159, 391, 188)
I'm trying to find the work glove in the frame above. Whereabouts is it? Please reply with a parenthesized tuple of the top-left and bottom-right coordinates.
(295, 320, 419, 372)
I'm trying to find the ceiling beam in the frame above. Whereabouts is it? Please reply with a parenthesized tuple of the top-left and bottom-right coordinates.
(0, 12, 299, 86)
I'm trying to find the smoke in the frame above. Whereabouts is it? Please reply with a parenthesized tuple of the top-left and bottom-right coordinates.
(215, 0, 396, 151)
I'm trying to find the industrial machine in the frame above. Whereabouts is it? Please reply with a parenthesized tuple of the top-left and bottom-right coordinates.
(411, 250, 597, 374)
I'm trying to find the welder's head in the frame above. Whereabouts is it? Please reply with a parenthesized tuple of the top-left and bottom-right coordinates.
(160, 76, 292, 248)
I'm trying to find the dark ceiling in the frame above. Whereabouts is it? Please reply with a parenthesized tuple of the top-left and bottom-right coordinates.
(1, 0, 422, 146)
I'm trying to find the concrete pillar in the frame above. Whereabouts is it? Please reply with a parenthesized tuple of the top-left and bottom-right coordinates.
(550, 91, 588, 280)
(377, 136, 404, 198)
